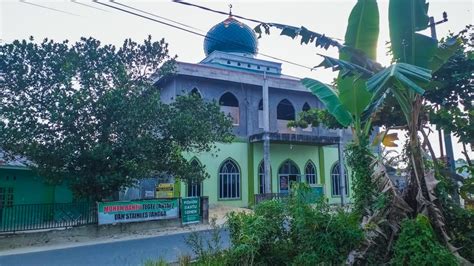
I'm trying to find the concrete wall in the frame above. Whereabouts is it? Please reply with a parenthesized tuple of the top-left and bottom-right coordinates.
(159, 75, 331, 138)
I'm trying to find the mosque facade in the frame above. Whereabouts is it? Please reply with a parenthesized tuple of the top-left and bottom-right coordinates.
(154, 16, 353, 207)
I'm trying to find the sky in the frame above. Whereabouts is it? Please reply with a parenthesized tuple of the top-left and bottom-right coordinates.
(1, 0, 473, 160)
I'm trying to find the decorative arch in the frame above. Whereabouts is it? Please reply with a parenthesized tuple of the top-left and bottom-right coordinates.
(278, 159, 300, 193)
(277, 99, 296, 120)
(219, 92, 239, 107)
(278, 159, 300, 175)
(187, 158, 203, 197)
(302, 102, 311, 112)
(331, 162, 349, 196)
(218, 158, 241, 199)
(190, 87, 202, 98)
(304, 160, 317, 185)
(219, 92, 240, 125)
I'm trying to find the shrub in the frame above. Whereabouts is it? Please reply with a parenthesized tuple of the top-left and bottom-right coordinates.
(226, 199, 290, 265)
(288, 190, 364, 265)
(225, 184, 363, 265)
(392, 215, 458, 266)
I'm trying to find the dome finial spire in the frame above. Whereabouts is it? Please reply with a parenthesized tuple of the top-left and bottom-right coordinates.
(228, 4, 232, 16)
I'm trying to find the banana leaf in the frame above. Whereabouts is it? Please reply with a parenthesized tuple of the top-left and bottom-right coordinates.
(366, 63, 432, 96)
(338, 0, 379, 116)
(428, 37, 462, 72)
(316, 55, 374, 78)
(301, 78, 353, 127)
(389, 0, 437, 68)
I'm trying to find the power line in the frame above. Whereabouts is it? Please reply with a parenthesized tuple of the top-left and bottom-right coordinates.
(71, 0, 109, 12)
(111, 1, 202, 32)
(20, 0, 80, 16)
(93, 1, 314, 70)
(172, 0, 264, 24)
(172, 0, 344, 42)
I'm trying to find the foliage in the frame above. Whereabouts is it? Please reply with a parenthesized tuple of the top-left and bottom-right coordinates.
(392, 215, 458, 266)
(345, 144, 377, 216)
(227, 199, 290, 265)
(338, 0, 379, 117)
(224, 185, 363, 265)
(389, 0, 437, 68)
(143, 258, 168, 266)
(426, 27, 473, 155)
(437, 175, 474, 262)
(287, 187, 364, 265)
(186, 217, 225, 264)
(288, 108, 344, 130)
(0, 36, 234, 200)
(300, 78, 352, 127)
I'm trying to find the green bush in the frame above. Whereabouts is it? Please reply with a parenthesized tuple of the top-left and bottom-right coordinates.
(437, 175, 474, 262)
(227, 199, 290, 265)
(224, 184, 363, 265)
(392, 215, 458, 266)
(288, 188, 364, 265)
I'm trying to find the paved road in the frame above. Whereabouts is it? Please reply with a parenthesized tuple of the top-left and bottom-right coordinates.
(0, 230, 230, 266)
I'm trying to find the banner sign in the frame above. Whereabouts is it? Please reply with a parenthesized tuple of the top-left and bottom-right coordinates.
(181, 197, 201, 225)
(156, 183, 174, 198)
(97, 199, 179, 225)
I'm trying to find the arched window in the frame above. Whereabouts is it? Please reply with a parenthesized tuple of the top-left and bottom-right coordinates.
(331, 162, 349, 196)
(278, 160, 300, 193)
(187, 159, 202, 197)
(305, 161, 317, 185)
(258, 99, 264, 129)
(190, 87, 202, 98)
(277, 99, 295, 120)
(219, 92, 239, 125)
(258, 160, 271, 194)
(277, 99, 296, 133)
(219, 159, 240, 199)
(302, 102, 311, 112)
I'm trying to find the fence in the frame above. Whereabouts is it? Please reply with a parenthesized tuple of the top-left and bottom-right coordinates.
(0, 202, 97, 233)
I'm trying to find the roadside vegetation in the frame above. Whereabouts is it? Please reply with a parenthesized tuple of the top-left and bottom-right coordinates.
(183, 0, 473, 264)
(0, 36, 234, 200)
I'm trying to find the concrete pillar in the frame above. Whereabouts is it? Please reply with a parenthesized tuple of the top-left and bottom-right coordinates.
(263, 71, 272, 194)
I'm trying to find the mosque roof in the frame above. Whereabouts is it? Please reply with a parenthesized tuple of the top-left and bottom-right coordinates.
(203, 16, 258, 56)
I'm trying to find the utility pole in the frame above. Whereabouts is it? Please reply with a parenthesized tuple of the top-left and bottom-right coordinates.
(338, 130, 347, 206)
(429, 13, 460, 204)
(263, 71, 272, 194)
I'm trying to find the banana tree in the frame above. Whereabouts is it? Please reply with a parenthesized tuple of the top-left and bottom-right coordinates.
(255, 0, 465, 261)
(301, 0, 380, 145)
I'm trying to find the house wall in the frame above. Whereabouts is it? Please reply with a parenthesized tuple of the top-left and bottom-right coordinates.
(0, 167, 73, 205)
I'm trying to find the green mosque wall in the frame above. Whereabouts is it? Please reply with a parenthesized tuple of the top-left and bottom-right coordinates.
(183, 140, 352, 207)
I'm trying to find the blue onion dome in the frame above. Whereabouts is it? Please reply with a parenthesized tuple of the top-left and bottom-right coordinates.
(204, 16, 258, 56)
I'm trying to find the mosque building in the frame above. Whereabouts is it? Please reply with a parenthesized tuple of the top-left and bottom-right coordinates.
(153, 15, 353, 207)
(0, 15, 353, 211)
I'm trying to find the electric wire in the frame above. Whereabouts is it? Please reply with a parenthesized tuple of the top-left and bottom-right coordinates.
(110, 1, 202, 31)
(172, 0, 344, 42)
(93, 1, 314, 70)
(20, 0, 80, 16)
(71, 0, 109, 12)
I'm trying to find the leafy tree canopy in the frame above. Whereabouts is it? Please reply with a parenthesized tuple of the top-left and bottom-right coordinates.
(0, 36, 234, 200)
